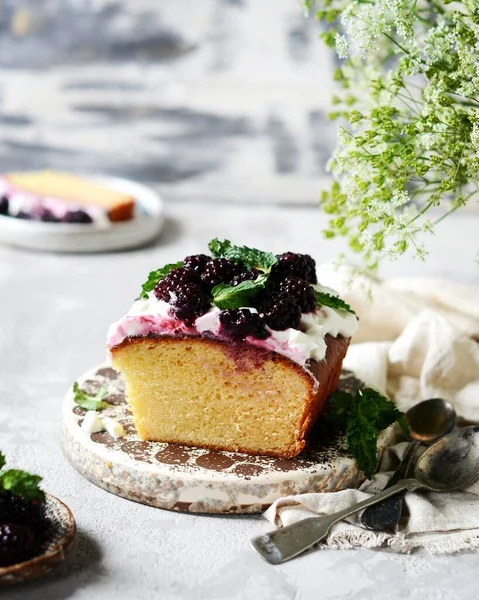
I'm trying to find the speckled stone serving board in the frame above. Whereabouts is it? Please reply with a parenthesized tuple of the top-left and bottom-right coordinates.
(61, 365, 395, 514)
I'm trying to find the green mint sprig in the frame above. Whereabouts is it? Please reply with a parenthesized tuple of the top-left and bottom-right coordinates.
(73, 382, 109, 411)
(139, 262, 183, 299)
(136, 241, 357, 318)
(315, 290, 356, 315)
(208, 238, 277, 271)
(0, 470, 45, 502)
(327, 388, 405, 479)
(211, 274, 269, 309)
(0, 453, 45, 502)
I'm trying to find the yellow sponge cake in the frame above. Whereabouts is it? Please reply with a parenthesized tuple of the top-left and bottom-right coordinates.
(107, 240, 358, 458)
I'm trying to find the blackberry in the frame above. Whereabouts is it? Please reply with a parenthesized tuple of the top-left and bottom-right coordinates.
(270, 252, 307, 281)
(154, 268, 200, 302)
(219, 309, 269, 340)
(259, 295, 301, 330)
(0, 523, 36, 567)
(153, 279, 172, 303)
(271, 252, 317, 283)
(233, 260, 246, 274)
(0, 492, 46, 535)
(251, 287, 276, 311)
(169, 282, 210, 325)
(264, 277, 281, 292)
(40, 210, 61, 223)
(64, 210, 94, 224)
(200, 258, 236, 291)
(15, 211, 32, 220)
(183, 254, 211, 274)
(304, 255, 317, 284)
(231, 268, 260, 287)
(165, 267, 200, 286)
(279, 278, 316, 313)
(0, 196, 9, 216)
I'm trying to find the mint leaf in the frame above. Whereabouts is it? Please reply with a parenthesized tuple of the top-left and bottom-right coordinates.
(345, 395, 380, 480)
(326, 390, 354, 430)
(326, 387, 404, 479)
(366, 388, 403, 431)
(73, 382, 109, 411)
(347, 389, 403, 478)
(0, 470, 45, 501)
(139, 261, 183, 299)
(211, 274, 268, 309)
(208, 238, 277, 271)
(208, 238, 232, 258)
(0, 452, 5, 471)
(315, 290, 356, 315)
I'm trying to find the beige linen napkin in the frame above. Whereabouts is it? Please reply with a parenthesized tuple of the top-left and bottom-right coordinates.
(265, 441, 479, 554)
(264, 270, 479, 554)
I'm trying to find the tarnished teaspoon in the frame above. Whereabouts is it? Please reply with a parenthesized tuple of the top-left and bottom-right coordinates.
(361, 398, 456, 531)
(251, 426, 479, 565)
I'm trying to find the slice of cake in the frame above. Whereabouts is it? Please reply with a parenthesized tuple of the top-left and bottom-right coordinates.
(0, 171, 135, 224)
(107, 239, 358, 458)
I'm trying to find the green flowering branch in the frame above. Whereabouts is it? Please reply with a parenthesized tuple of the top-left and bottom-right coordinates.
(304, 0, 479, 271)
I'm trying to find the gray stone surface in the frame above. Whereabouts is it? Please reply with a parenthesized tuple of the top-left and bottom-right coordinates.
(0, 204, 478, 600)
(0, 1, 479, 598)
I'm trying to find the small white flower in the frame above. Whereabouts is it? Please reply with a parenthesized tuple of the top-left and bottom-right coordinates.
(422, 220, 435, 234)
(335, 34, 349, 59)
(414, 244, 430, 262)
(420, 133, 436, 151)
(391, 190, 410, 208)
(471, 123, 479, 153)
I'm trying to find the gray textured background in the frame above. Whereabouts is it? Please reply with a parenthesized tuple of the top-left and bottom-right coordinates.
(0, 0, 335, 205)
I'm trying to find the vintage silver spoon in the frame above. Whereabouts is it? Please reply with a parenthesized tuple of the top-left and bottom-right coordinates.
(361, 397, 456, 531)
(251, 426, 479, 565)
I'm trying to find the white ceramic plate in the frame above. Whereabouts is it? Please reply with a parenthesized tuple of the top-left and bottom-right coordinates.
(0, 174, 165, 253)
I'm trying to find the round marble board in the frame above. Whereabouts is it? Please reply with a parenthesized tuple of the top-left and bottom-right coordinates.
(61, 365, 395, 515)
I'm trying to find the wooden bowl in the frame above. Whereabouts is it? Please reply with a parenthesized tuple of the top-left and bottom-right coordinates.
(0, 493, 76, 586)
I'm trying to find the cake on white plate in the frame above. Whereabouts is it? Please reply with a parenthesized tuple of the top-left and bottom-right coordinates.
(0, 171, 135, 224)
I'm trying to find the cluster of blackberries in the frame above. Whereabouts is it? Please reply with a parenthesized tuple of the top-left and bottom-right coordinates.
(0, 195, 93, 224)
(0, 492, 47, 567)
(39, 208, 94, 223)
(152, 250, 318, 338)
(154, 256, 257, 325)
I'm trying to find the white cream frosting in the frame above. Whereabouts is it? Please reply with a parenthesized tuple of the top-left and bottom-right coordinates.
(107, 283, 358, 368)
